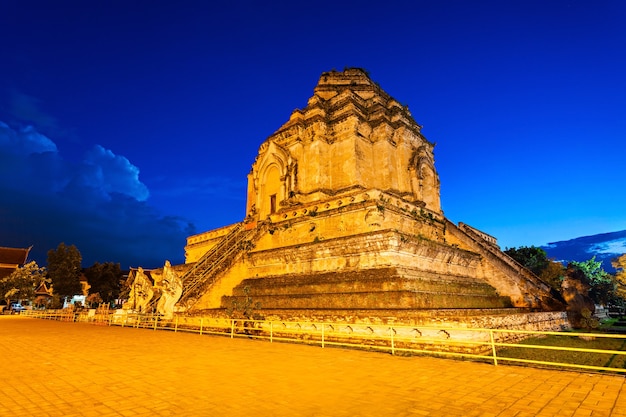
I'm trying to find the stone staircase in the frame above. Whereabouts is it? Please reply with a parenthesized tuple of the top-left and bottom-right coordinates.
(178, 222, 263, 310)
(448, 220, 564, 310)
(457, 222, 538, 282)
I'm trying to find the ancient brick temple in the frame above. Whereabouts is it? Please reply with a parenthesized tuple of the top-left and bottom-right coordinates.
(178, 68, 565, 326)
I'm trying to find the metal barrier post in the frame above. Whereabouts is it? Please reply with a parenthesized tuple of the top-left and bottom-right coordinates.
(154, 315, 158, 330)
(175, 316, 179, 332)
(231, 319, 235, 338)
(321, 323, 325, 348)
(390, 327, 395, 355)
(200, 318, 203, 335)
(490, 330, 498, 366)
(270, 321, 273, 343)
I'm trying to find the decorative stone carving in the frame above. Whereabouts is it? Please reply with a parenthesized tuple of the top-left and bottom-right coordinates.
(155, 260, 183, 319)
(123, 267, 154, 313)
(364, 208, 384, 228)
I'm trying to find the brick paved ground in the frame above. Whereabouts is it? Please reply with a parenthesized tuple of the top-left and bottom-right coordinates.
(1, 315, 624, 417)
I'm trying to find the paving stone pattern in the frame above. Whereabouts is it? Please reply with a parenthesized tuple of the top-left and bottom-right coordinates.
(1, 316, 625, 416)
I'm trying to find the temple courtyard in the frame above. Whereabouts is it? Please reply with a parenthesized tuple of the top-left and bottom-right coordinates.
(1, 315, 624, 417)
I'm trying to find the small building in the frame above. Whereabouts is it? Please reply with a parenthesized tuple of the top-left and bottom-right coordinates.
(33, 281, 54, 307)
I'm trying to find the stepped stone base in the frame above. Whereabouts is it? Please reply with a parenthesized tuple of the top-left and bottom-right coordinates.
(214, 268, 568, 334)
(222, 267, 513, 311)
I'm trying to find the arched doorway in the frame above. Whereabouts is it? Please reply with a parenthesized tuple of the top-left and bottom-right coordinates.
(260, 164, 282, 218)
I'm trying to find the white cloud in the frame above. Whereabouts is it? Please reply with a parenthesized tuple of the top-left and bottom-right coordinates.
(0, 122, 58, 154)
(0, 120, 191, 267)
(589, 239, 626, 255)
(83, 145, 149, 201)
(0, 123, 149, 201)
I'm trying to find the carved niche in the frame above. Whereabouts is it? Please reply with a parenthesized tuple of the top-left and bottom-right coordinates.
(247, 141, 297, 219)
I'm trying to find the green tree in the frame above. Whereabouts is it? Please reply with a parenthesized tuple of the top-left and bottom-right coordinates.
(570, 257, 616, 305)
(84, 262, 122, 304)
(0, 261, 47, 307)
(611, 254, 626, 301)
(504, 246, 550, 276)
(539, 260, 566, 291)
(47, 243, 82, 301)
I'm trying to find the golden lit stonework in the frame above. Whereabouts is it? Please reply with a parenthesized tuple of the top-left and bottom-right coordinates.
(180, 68, 565, 328)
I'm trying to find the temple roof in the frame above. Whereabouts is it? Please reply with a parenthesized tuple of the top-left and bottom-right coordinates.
(35, 281, 53, 296)
(0, 246, 31, 265)
(0, 246, 31, 279)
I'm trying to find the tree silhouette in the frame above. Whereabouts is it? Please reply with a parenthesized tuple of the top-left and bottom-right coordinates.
(84, 262, 122, 304)
(47, 243, 82, 301)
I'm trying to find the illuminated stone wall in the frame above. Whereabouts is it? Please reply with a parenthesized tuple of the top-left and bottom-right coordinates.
(244, 68, 441, 222)
(182, 69, 564, 318)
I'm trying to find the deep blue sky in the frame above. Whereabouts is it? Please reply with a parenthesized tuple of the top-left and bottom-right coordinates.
(1, 0, 625, 269)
